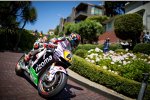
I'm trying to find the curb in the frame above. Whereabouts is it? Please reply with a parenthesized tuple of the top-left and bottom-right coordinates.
(67, 69, 135, 100)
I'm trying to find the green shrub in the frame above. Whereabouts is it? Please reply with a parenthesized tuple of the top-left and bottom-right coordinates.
(74, 49, 87, 58)
(114, 13, 143, 45)
(70, 55, 150, 99)
(109, 43, 122, 51)
(121, 60, 150, 82)
(74, 43, 122, 53)
(0, 28, 37, 51)
(133, 43, 150, 55)
(76, 44, 103, 50)
(18, 30, 37, 51)
(115, 49, 126, 53)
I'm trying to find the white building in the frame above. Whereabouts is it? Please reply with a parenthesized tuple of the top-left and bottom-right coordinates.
(125, 1, 150, 33)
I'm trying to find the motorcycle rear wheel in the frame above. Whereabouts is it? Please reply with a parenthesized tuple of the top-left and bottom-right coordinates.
(38, 70, 68, 98)
(15, 55, 25, 76)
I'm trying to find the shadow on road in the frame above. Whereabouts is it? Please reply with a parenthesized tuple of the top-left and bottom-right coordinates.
(20, 75, 84, 100)
(48, 83, 84, 100)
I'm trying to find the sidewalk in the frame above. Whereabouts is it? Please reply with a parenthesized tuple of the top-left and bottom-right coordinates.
(67, 69, 135, 100)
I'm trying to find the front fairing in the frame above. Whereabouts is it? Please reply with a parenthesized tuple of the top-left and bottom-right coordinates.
(54, 40, 72, 65)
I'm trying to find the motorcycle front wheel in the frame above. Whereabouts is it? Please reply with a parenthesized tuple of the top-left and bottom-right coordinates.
(38, 70, 68, 98)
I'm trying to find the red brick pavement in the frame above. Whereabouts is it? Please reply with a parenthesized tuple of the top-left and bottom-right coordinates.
(0, 51, 110, 100)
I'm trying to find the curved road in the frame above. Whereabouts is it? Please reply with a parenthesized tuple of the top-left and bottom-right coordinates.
(0, 51, 110, 100)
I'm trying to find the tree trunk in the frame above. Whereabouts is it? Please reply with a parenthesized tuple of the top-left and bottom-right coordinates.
(14, 21, 26, 51)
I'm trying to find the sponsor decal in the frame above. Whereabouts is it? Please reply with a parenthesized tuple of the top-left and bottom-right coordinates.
(36, 55, 52, 72)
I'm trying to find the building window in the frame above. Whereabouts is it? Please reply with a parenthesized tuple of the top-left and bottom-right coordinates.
(91, 7, 102, 15)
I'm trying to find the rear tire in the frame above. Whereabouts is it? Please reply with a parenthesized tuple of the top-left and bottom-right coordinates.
(38, 70, 68, 98)
(15, 55, 25, 76)
(15, 63, 23, 76)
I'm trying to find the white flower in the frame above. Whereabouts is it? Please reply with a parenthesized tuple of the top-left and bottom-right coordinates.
(85, 58, 89, 60)
(123, 61, 127, 65)
(103, 66, 107, 70)
(118, 65, 121, 67)
(144, 54, 148, 57)
(111, 62, 115, 64)
(109, 50, 114, 54)
(108, 70, 111, 72)
(88, 49, 94, 53)
(144, 59, 147, 62)
(127, 61, 131, 64)
(99, 49, 103, 52)
(96, 57, 100, 62)
(112, 71, 115, 73)
(87, 59, 91, 62)
(95, 47, 100, 52)
(125, 48, 129, 52)
(91, 60, 95, 63)
(114, 72, 118, 75)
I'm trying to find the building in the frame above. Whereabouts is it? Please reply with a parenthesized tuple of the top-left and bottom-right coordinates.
(59, 2, 105, 32)
(70, 2, 105, 23)
(48, 29, 54, 35)
(98, 16, 120, 44)
(125, 1, 150, 33)
(99, 1, 150, 44)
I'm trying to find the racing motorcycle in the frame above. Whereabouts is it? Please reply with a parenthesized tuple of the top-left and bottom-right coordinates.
(15, 40, 72, 98)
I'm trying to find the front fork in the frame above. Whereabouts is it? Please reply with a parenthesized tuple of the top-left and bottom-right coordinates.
(45, 63, 67, 82)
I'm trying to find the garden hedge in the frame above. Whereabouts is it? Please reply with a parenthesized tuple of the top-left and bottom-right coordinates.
(133, 43, 150, 55)
(73, 43, 122, 53)
(70, 55, 150, 99)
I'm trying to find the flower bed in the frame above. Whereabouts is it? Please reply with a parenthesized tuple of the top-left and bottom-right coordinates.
(70, 55, 150, 99)
(84, 47, 150, 82)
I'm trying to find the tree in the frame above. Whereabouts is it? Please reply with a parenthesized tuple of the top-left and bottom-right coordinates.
(114, 13, 143, 47)
(86, 15, 109, 24)
(0, 1, 37, 50)
(104, 1, 127, 17)
(0, 1, 37, 29)
(63, 22, 77, 35)
(54, 25, 60, 36)
(76, 20, 103, 43)
(21, 6, 37, 29)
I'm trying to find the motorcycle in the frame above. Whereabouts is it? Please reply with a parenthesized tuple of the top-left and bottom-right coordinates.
(15, 40, 72, 98)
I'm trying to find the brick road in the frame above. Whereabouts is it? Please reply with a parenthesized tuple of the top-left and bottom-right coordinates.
(0, 51, 110, 100)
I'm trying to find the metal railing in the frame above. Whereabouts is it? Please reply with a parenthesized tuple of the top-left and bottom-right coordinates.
(137, 73, 149, 100)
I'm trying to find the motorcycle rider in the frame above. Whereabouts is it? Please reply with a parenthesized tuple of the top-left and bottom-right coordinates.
(24, 33, 81, 65)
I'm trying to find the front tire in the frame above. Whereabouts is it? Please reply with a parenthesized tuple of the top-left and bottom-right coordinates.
(38, 71, 68, 98)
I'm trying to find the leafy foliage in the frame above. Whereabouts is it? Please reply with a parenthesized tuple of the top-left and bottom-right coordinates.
(76, 20, 103, 43)
(133, 43, 150, 55)
(70, 55, 150, 99)
(63, 20, 104, 44)
(114, 13, 143, 46)
(104, 1, 127, 17)
(0, 28, 36, 51)
(0, 1, 37, 50)
(74, 49, 88, 58)
(0, 1, 37, 29)
(86, 15, 109, 24)
(63, 22, 77, 35)
(74, 43, 122, 52)
(18, 29, 37, 51)
(54, 25, 60, 35)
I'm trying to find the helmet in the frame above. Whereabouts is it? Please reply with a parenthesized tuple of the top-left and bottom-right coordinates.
(69, 33, 81, 48)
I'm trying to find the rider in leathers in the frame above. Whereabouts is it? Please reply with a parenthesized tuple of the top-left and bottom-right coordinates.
(24, 33, 81, 66)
